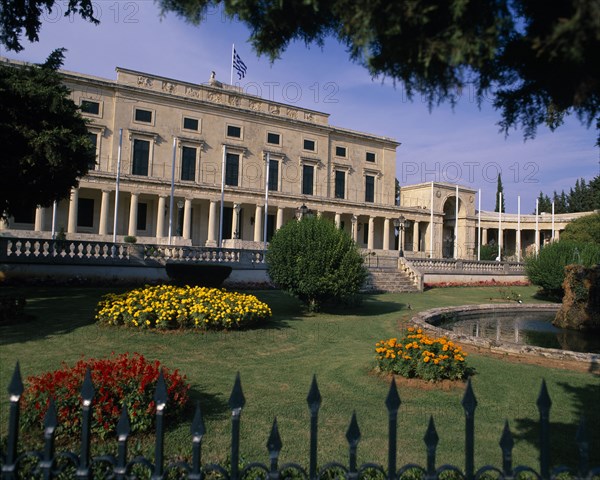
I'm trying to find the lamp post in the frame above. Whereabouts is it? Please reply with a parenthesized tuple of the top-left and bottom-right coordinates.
(295, 203, 312, 221)
(394, 214, 409, 257)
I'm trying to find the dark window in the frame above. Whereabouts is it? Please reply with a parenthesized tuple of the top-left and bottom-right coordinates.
(132, 139, 150, 176)
(366, 152, 376, 162)
(81, 100, 100, 115)
(302, 164, 314, 195)
(227, 125, 242, 138)
(336, 146, 346, 157)
(183, 117, 199, 131)
(363, 223, 369, 244)
(135, 109, 153, 123)
(181, 146, 196, 181)
(303, 139, 316, 151)
(222, 206, 233, 239)
(77, 198, 94, 228)
(267, 132, 280, 145)
(225, 153, 239, 186)
(87, 132, 98, 170)
(12, 205, 35, 223)
(335, 170, 345, 199)
(266, 214, 275, 242)
(365, 175, 375, 203)
(268, 159, 279, 191)
(137, 202, 147, 231)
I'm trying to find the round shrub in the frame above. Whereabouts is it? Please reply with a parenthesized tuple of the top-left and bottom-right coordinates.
(21, 353, 189, 440)
(525, 240, 600, 297)
(376, 327, 471, 382)
(266, 215, 367, 311)
(95, 285, 271, 330)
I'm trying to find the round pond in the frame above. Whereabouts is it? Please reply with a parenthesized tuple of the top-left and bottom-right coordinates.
(438, 309, 600, 354)
(412, 304, 600, 363)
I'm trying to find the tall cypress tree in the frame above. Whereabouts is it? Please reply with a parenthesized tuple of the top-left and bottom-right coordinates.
(494, 174, 505, 213)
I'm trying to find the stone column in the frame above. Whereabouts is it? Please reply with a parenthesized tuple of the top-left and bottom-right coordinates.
(67, 188, 79, 234)
(156, 196, 166, 238)
(128, 192, 139, 237)
(367, 217, 375, 249)
(232, 203, 241, 239)
(34, 206, 46, 232)
(335, 212, 342, 229)
(183, 198, 192, 240)
(482, 228, 488, 245)
(99, 190, 110, 236)
(351, 215, 358, 242)
(383, 218, 390, 250)
(276, 207, 284, 230)
(254, 204, 263, 242)
(555, 229, 560, 241)
(413, 221, 420, 252)
(207, 200, 218, 245)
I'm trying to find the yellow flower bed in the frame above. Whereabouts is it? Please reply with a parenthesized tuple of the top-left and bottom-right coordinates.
(375, 327, 471, 381)
(96, 285, 272, 330)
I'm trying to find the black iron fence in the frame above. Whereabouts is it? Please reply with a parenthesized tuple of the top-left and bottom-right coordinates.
(1, 363, 598, 479)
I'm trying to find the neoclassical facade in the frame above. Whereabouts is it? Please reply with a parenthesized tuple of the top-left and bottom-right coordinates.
(0, 60, 587, 259)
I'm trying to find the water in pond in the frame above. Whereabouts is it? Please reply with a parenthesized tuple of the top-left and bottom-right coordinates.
(438, 310, 600, 354)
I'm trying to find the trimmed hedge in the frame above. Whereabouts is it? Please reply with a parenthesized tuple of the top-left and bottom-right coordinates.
(266, 215, 367, 311)
(0, 295, 26, 324)
(165, 263, 232, 287)
(525, 240, 600, 296)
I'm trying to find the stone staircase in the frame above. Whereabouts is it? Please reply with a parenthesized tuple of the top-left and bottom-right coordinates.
(362, 267, 420, 293)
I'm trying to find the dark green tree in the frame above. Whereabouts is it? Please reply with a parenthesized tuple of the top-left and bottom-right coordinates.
(588, 175, 600, 209)
(552, 191, 568, 214)
(0, 50, 95, 219)
(494, 174, 505, 213)
(0, 0, 98, 51)
(560, 212, 600, 244)
(535, 191, 552, 214)
(568, 179, 586, 213)
(266, 215, 367, 311)
(2, 0, 598, 142)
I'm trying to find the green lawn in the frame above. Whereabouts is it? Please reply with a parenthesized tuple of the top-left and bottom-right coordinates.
(1, 285, 598, 472)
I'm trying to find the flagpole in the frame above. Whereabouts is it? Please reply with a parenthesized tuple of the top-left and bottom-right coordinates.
(219, 145, 227, 248)
(430, 181, 434, 258)
(168, 137, 177, 245)
(263, 152, 270, 254)
(51, 201, 57, 239)
(517, 195, 521, 262)
(498, 192, 502, 260)
(454, 184, 458, 259)
(551, 201, 555, 241)
(112, 128, 123, 244)
(477, 189, 481, 261)
(535, 199, 539, 256)
(230, 44, 235, 85)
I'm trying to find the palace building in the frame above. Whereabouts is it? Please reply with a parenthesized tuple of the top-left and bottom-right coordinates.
(0, 60, 587, 260)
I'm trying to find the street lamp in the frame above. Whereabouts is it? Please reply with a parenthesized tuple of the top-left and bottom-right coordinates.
(295, 203, 312, 220)
(394, 214, 409, 257)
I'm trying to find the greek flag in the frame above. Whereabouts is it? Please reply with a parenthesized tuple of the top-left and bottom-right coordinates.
(233, 49, 247, 80)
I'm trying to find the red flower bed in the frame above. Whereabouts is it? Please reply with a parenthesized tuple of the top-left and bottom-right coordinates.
(424, 280, 530, 288)
(21, 353, 189, 440)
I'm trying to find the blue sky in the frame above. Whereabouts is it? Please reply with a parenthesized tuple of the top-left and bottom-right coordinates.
(3, 0, 598, 212)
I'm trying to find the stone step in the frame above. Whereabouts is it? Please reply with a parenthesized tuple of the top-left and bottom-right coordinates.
(361, 269, 420, 293)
